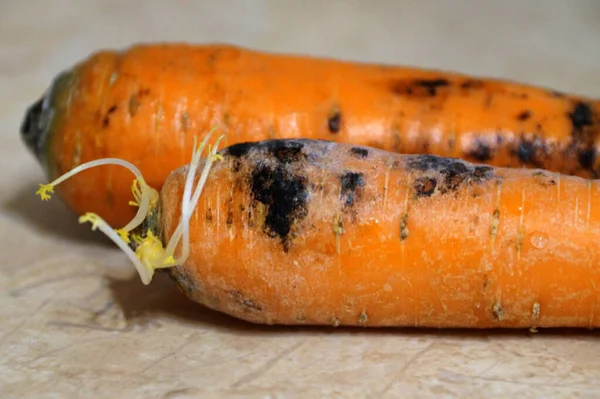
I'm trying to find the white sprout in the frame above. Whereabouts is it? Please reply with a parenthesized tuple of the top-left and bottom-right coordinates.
(35, 128, 226, 285)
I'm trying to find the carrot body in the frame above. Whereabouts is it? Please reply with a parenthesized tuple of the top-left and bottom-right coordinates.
(21, 43, 600, 227)
(155, 139, 600, 328)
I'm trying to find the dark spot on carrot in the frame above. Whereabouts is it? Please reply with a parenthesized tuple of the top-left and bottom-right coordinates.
(406, 155, 494, 194)
(264, 140, 305, 164)
(350, 147, 369, 158)
(517, 110, 532, 121)
(414, 78, 450, 96)
(550, 90, 565, 98)
(328, 110, 341, 134)
(516, 140, 536, 164)
(483, 276, 490, 291)
(413, 176, 437, 198)
(569, 102, 594, 133)
(465, 138, 493, 162)
(578, 148, 596, 170)
(101, 105, 118, 129)
(340, 172, 365, 207)
(229, 290, 262, 312)
(250, 164, 308, 252)
(461, 80, 484, 90)
(532, 171, 556, 187)
(473, 166, 494, 180)
(492, 302, 504, 321)
(400, 213, 409, 241)
(490, 208, 500, 239)
(226, 209, 233, 226)
(226, 142, 253, 158)
(128, 95, 139, 117)
(206, 208, 213, 223)
(139, 88, 151, 97)
(180, 111, 189, 132)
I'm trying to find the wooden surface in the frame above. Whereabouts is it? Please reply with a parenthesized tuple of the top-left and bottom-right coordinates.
(2, 1, 600, 398)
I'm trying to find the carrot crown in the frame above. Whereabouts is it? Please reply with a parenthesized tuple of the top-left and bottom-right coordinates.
(35, 128, 225, 285)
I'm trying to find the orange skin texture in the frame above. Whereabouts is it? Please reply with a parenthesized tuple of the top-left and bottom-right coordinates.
(158, 140, 600, 328)
(42, 43, 600, 227)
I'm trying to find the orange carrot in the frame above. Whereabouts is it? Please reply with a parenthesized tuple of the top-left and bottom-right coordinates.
(35, 134, 600, 329)
(22, 43, 600, 227)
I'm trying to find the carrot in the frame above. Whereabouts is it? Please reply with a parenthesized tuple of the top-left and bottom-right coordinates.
(35, 131, 600, 329)
(21, 43, 600, 227)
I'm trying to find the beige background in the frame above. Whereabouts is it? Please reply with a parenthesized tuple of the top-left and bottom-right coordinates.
(2, 1, 600, 398)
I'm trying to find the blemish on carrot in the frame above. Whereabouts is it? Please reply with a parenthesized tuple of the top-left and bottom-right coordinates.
(532, 302, 541, 321)
(128, 95, 139, 117)
(250, 163, 309, 251)
(359, 311, 369, 324)
(413, 176, 437, 198)
(460, 79, 484, 90)
(492, 301, 504, 321)
(102, 105, 118, 129)
(400, 212, 409, 241)
(206, 207, 213, 223)
(532, 171, 556, 187)
(465, 137, 493, 162)
(229, 290, 262, 312)
(489, 208, 500, 240)
(266, 140, 306, 164)
(226, 142, 253, 158)
(350, 147, 369, 158)
(180, 111, 189, 132)
(340, 172, 364, 207)
(328, 108, 341, 134)
(517, 110, 532, 121)
(332, 316, 341, 327)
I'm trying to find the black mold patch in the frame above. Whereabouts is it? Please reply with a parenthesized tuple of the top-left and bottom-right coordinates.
(264, 140, 305, 164)
(465, 137, 493, 162)
(516, 140, 537, 164)
(350, 147, 369, 158)
(517, 110, 532, 121)
(413, 176, 437, 198)
(340, 172, 365, 207)
(569, 102, 593, 133)
(406, 155, 494, 195)
(250, 164, 309, 251)
(229, 290, 262, 312)
(226, 142, 254, 158)
(578, 148, 596, 170)
(328, 110, 341, 134)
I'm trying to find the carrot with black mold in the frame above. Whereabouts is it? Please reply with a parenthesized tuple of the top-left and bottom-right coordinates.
(22, 43, 600, 227)
(35, 129, 600, 329)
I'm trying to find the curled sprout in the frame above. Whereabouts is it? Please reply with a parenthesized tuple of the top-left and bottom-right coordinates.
(35, 128, 226, 285)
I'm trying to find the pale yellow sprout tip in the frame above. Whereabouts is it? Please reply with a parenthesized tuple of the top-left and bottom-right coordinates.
(35, 183, 54, 201)
(78, 212, 102, 230)
(115, 229, 131, 244)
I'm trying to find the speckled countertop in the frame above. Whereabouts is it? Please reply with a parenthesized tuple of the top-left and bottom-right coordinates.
(2, 1, 600, 398)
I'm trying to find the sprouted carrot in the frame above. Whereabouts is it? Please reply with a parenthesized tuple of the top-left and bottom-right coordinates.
(36, 132, 600, 329)
(22, 43, 600, 227)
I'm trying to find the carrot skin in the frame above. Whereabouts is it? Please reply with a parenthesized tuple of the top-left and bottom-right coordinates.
(156, 139, 600, 328)
(21, 43, 600, 227)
